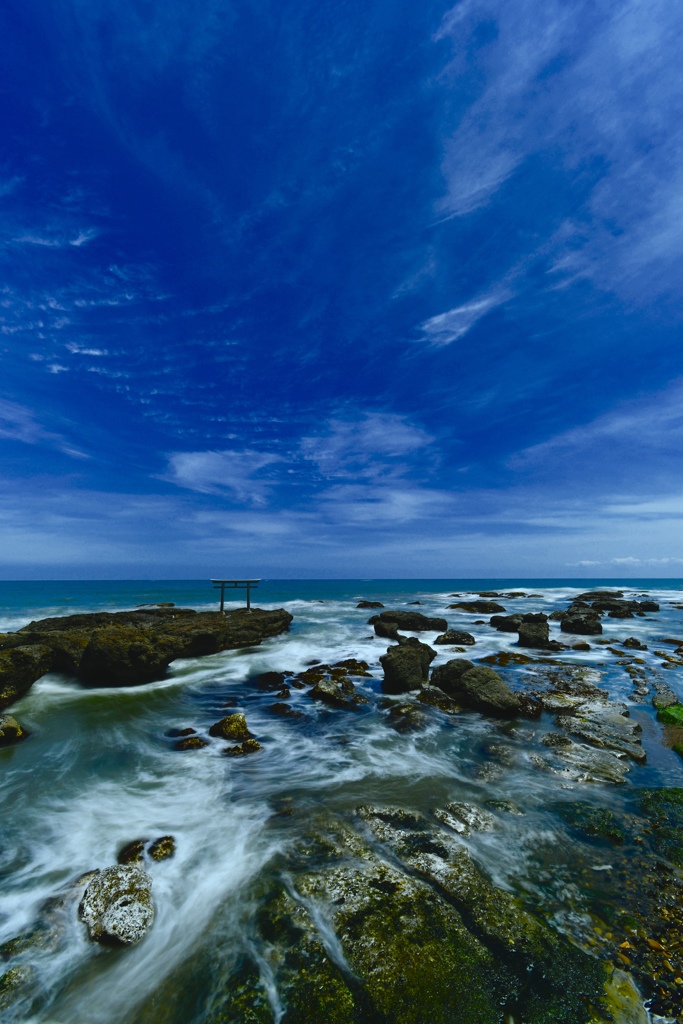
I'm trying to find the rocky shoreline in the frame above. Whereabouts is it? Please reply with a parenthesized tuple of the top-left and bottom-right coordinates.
(1, 587, 683, 1023)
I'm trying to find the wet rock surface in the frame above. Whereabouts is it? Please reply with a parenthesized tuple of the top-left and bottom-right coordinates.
(434, 628, 475, 645)
(368, 609, 447, 631)
(0, 714, 29, 747)
(380, 637, 436, 693)
(0, 606, 293, 707)
(78, 865, 154, 945)
(431, 660, 521, 716)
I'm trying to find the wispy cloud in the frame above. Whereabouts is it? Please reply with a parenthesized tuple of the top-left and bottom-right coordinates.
(301, 413, 433, 479)
(419, 290, 509, 345)
(0, 399, 86, 457)
(164, 449, 283, 503)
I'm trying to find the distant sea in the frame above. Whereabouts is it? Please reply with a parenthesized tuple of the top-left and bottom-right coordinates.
(1, 577, 682, 629)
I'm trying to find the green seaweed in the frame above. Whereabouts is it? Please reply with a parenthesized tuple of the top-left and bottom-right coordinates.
(656, 703, 683, 725)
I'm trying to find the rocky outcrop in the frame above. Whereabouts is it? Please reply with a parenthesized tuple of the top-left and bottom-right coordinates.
(78, 865, 154, 945)
(560, 610, 603, 635)
(372, 618, 400, 640)
(431, 661, 521, 716)
(208, 713, 253, 741)
(369, 610, 447, 632)
(434, 629, 475, 645)
(356, 600, 384, 608)
(490, 614, 523, 631)
(0, 607, 293, 708)
(380, 638, 436, 693)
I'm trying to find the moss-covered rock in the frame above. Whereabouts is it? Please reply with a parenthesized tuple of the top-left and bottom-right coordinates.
(209, 713, 253, 741)
(633, 788, 683, 865)
(552, 801, 626, 844)
(0, 644, 54, 710)
(0, 965, 34, 1012)
(0, 714, 29, 747)
(657, 703, 683, 726)
(149, 835, 176, 861)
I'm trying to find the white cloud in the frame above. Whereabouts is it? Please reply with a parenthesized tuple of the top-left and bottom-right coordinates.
(0, 399, 86, 457)
(419, 291, 508, 345)
(164, 449, 283, 503)
(301, 412, 433, 478)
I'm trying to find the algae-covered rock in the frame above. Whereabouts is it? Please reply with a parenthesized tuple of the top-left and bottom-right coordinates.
(308, 676, 370, 710)
(209, 713, 253, 741)
(149, 835, 176, 861)
(0, 644, 54, 710)
(633, 788, 683, 865)
(431, 662, 521, 716)
(380, 638, 435, 693)
(174, 735, 209, 751)
(117, 838, 148, 864)
(0, 965, 34, 1012)
(433, 801, 496, 836)
(223, 739, 262, 757)
(450, 600, 506, 613)
(657, 702, 683, 725)
(552, 801, 626, 844)
(416, 685, 461, 713)
(0, 607, 293, 704)
(78, 864, 154, 945)
(434, 629, 475, 645)
(0, 714, 29, 747)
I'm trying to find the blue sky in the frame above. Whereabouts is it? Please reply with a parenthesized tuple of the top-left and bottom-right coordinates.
(1, 0, 683, 578)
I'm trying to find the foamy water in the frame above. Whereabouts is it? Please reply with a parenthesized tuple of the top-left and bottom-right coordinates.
(2, 581, 683, 1022)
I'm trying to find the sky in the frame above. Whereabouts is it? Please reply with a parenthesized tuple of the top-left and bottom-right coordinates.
(1, 0, 683, 578)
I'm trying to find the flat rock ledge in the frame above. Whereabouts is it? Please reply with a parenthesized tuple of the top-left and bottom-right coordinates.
(0, 606, 293, 709)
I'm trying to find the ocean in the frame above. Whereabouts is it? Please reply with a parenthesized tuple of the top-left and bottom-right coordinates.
(2, 580, 683, 1022)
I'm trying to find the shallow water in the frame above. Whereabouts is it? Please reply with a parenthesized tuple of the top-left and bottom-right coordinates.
(2, 580, 683, 1022)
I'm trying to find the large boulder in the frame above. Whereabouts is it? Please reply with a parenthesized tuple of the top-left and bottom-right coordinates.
(78, 865, 154, 945)
(372, 618, 400, 640)
(369, 610, 447, 632)
(490, 614, 523, 632)
(517, 621, 552, 649)
(380, 639, 436, 694)
(431, 662, 520, 716)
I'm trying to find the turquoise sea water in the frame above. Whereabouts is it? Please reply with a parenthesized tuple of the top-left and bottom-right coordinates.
(2, 577, 683, 629)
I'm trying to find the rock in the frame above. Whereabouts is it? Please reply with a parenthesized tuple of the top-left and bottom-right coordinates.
(174, 736, 209, 751)
(552, 801, 626, 844)
(434, 802, 496, 836)
(0, 965, 34, 1011)
(369, 610, 448, 631)
(223, 739, 262, 757)
(356, 806, 611, 1023)
(634, 789, 683, 866)
(657, 703, 683, 725)
(208, 713, 253, 740)
(622, 637, 647, 650)
(561, 612, 603, 635)
(431, 661, 521, 716)
(449, 600, 506, 613)
(0, 644, 54, 711)
(333, 658, 371, 675)
(254, 671, 285, 691)
(148, 836, 175, 861)
(165, 726, 196, 737)
(356, 600, 384, 608)
(308, 676, 371, 710)
(372, 618, 400, 640)
(0, 607, 293, 703)
(490, 614, 523, 631)
(79, 865, 154, 945)
(117, 839, 147, 864)
(380, 638, 436, 693)
(0, 714, 29, 747)
(480, 651, 533, 666)
(555, 702, 646, 763)
(652, 683, 677, 709)
(639, 600, 659, 612)
(267, 701, 305, 719)
(385, 703, 428, 733)
(416, 686, 461, 713)
(517, 620, 551, 648)
(434, 629, 475, 645)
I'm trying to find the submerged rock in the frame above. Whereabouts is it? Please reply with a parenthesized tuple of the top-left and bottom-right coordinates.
(117, 838, 147, 864)
(431, 661, 521, 716)
(356, 600, 384, 608)
(78, 865, 154, 945)
(0, 714, 29, 747)
(369, 609, 447, 632)
(308, 676, 371, 710)
(174, 735, 209, 751)
(380, 638, 436, 693)
(434, 801, 496, 836)
(552, 801, 626, 844)
(657, 703, 683, 725)
(223, 739, 262, 757)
